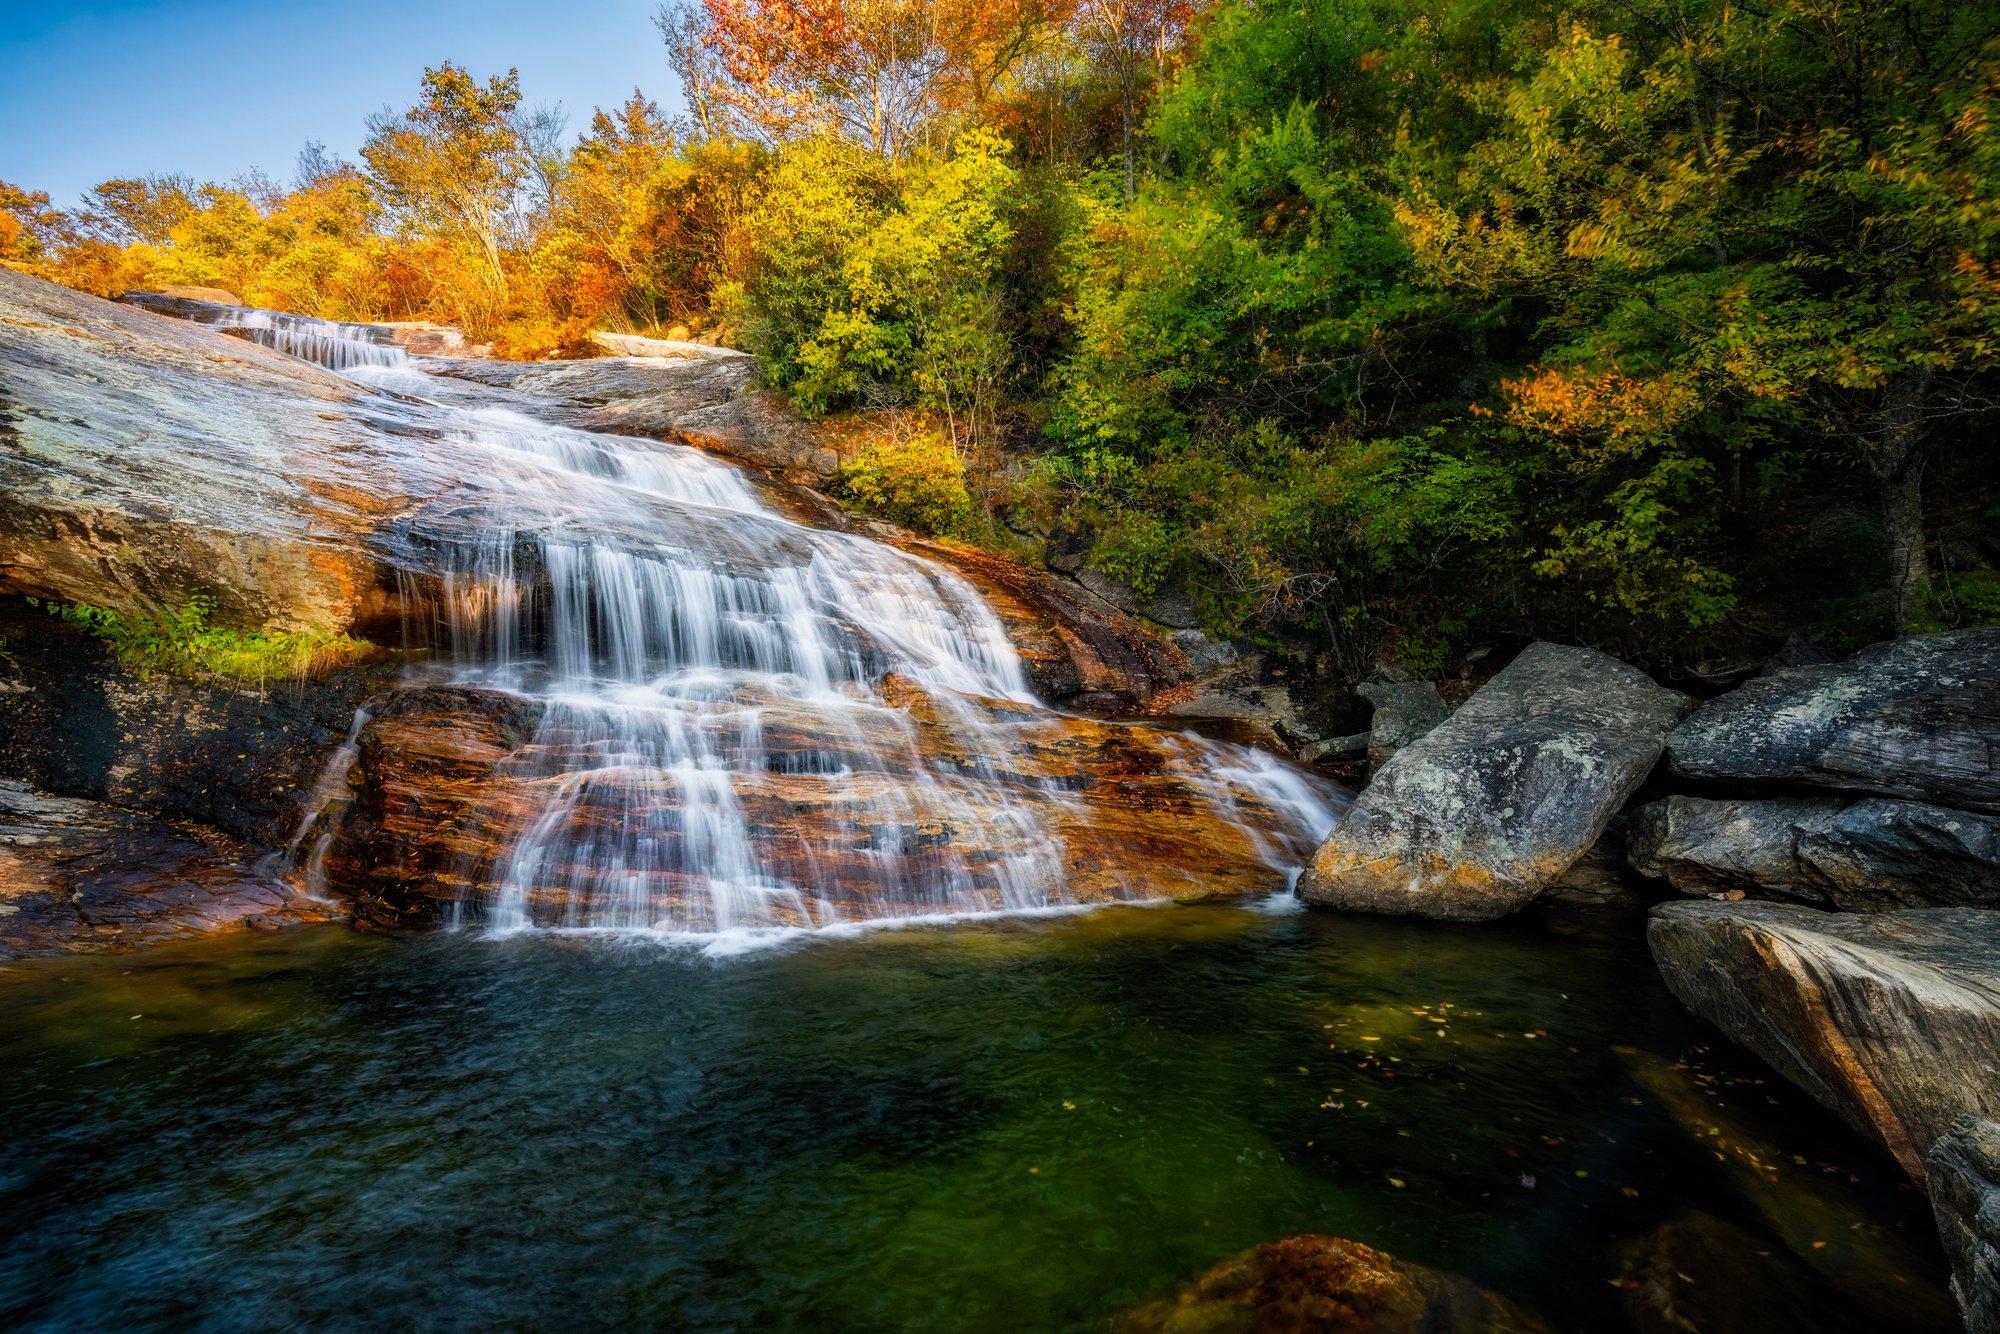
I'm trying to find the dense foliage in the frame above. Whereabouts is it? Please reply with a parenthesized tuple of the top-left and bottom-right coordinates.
(6, 0, 1996, 679)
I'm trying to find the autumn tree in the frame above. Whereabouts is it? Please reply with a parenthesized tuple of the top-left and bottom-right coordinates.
(688, 0, 1064, 154)
(361, 64, 561, 327)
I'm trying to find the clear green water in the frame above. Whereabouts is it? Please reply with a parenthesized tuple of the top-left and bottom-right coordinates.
(0, 901, 1956, 1332)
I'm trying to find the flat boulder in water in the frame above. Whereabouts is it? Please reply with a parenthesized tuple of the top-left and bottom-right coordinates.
(1114, 1234, 1551, 1333)
(1299, 643, 1686, 920)
(0, 779, 321, 959)
(1648, 899, 2000, 1179)
(1666, 628, 2000, 813)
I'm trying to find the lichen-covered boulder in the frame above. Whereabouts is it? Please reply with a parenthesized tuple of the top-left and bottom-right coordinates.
(1667, 628, 2000, 813)
(1299, 643, 1686, 920)
(1115, 1234, 1551, 1333)
(1648, 899, 2000, 1179)
(1630, 794, 2000, 910)
(1930, 1116, 2000, 1333)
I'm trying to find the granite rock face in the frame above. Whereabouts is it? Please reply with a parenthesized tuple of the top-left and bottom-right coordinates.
(1630, 794, 2000, 910)
(1, 270, 443, 635)
(1930, 1116, 2000, 1333)
(1300, 643, 1687, 920)
(1648, 899, 2000, 1179)
(1667, 629, 2000, 813)
(429, 355, 833, 480)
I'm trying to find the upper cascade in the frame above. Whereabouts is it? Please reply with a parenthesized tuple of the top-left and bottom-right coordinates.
(125, 294, 410, 372)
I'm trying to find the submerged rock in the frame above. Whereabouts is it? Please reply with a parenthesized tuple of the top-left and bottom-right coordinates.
(1930, 1116, 2000, 1333)
(1666, 628, 2000, 813)
(1115, 1234, 1550, 1333)
(1299, 643, 1686, 920)
(0, 780, 321, 960)
(1648, 900, 2000, 1179)
(1617, 1212, 1829, 1334)
(1629, 794, 2000, 910)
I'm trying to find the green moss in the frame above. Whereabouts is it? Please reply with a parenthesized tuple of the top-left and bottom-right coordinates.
(32, 596, 369, 682)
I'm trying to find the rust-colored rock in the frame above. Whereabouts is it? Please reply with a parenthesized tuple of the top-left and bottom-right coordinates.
(900, 536, 1189, 712)
(0, 781, 325, 961)
(1115, 1235, 1551, 1333)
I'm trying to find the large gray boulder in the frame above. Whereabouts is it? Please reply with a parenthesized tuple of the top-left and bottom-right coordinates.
(1630, 794, 2000, 910)
(1931, 1116, 2000, 1333)
(1648, 900, 2000, 1179)
(1298, 643, 1686, 920)
(1667, 628, 2000, 813)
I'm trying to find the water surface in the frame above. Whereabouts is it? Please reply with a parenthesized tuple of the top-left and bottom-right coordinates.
(0, 902, 1954, 1331)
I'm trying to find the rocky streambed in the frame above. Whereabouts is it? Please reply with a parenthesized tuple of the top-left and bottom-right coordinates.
(3, 272, 1997, 1330)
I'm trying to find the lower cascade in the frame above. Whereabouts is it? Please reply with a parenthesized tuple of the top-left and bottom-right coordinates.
(277, 317, 1343, 936)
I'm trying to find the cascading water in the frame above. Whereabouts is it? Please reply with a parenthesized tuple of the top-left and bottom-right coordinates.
(258, 308, 1343, 937)
(180, 303, 411, 372)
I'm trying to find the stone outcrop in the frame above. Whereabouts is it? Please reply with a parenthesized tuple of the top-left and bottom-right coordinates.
(0, 601, 394, 846)
(1630, 794, 2000, 910)
(323, 681, 1336, 929)
(0, 780, 321, 960)
(900, 536, 1189, 712)
(1667, 628, 2000, 813)
(1648, 900, 2000, 1180)
(590, 330, 750, 361)
(2, 269, 443, 635)
(1930, 1116, 2000, 1333)
(1356, 672, 1450, 766)
(1114, 1234, 1551, 1333)
(1299, 643, 1687, 920)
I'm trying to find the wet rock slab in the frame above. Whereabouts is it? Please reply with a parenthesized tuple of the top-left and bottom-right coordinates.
(1300, 643, 1686, 920)
(0, 780, 322, 960)
(1648, 899, 2000, 1179)
(1114, 1234, 1551, 1333)
(322, 681, 1337, 930)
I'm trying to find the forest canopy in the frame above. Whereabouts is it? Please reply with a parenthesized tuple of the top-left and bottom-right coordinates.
(6, 0, 1996, 681)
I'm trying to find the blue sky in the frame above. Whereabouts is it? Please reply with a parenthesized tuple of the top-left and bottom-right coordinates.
(0, 1, 681, 206)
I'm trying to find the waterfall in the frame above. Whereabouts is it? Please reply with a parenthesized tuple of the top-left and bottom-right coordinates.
(178, 303, 410, 372)
(259, 310, 1341, 937)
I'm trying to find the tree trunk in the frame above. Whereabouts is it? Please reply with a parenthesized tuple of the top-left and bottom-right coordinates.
(1121, 58, 1136, 205)
(1880, 454, 1929, 631)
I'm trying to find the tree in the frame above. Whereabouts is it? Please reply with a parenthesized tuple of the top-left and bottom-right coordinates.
(361, 64, 551, 325)
(1077, 0, 1190, 201)
(690, 0, 1063, 154)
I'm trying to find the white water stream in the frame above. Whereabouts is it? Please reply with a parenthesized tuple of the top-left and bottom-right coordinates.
(267, 314, 1340, 936)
